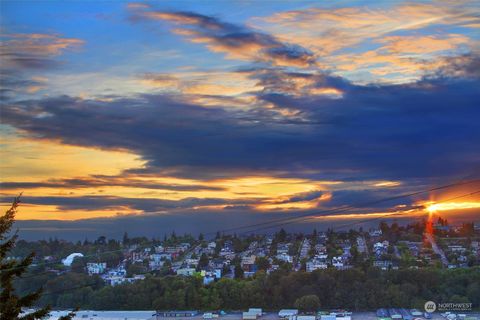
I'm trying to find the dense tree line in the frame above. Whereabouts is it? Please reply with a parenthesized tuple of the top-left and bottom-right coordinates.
(16, 266, 480, 311)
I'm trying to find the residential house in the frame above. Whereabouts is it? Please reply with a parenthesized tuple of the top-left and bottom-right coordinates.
(276, 252, 293, 263)
(176, 267, 196, 276)
(86, 262, 106, 275)
(306, 260, 328, 272)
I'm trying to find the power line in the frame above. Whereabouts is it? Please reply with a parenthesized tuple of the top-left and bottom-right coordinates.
(314, 189, 480, 233)
(235, 189, 480, 235)
(214, 178, 480, 236)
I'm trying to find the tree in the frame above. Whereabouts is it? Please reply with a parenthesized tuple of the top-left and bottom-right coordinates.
(294, 294, 321, 313)
(70, 256, 86, 273)
(95, 236, 106, 246)
(127, 262, 146, 277)
(122, 232, 129, 246)
(277, 228, 287, 242)
(234, 264, 244, 279)
(255, 256, 269, 271)
(0, 197, 76, 320)
(0, 196, 51, 319)
(198, 253, 209, 269)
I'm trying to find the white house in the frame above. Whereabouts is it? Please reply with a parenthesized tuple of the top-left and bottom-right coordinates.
(369, 229, 382, 237)
(208, 242, 217, 249)
(276, 253, 293, 263)
(86, 262, 106, 275)
(332, 256, 344, 268)
(306, 260, 328, 272)
(176, 268, 196, 276)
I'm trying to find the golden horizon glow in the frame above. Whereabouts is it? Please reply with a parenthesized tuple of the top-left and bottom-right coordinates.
(4, 204, 143, 220)
(0, 132, 145, 181)
(426, 201, 480, 213)
(255, 192, 332, 211)
(372, 181, 402, 188)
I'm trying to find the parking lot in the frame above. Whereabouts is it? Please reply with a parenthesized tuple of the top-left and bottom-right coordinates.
(45, 310, 480, 320)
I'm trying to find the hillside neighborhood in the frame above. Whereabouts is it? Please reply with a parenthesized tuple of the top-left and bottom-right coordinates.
(36, 219, 480, 288)
(7, 219, 480, 317)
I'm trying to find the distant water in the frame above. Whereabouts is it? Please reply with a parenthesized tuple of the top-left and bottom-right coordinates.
(15, 208, 479, 241)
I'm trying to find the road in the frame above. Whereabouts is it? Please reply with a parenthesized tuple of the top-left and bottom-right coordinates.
(424, 233, 449, 267)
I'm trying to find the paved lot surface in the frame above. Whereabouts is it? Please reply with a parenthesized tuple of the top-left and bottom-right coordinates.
(45, 311, 480, 320)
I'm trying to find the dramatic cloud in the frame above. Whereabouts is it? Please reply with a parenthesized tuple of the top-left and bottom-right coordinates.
(0, 175, 225, 192)
(2, 63, 479, 182)
(0, 33, 83, 70)
(138, 70, 259, 99)
(0, 195, 254, 212)
(0, 33, 83, 99)
(252, 1, 479, 82)
(130, 7, 316, 67)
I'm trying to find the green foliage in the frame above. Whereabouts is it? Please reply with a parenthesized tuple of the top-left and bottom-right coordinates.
(234, 264, 244, 279)
(1, 197, 77, 320)
(255, 257, 270, 271)
(294, 294, 321, 312)
(127, 263, 147, 278)
(0, 196, 52, 320)
(198, 253, 209, 269)
(14, 263, 480, 311)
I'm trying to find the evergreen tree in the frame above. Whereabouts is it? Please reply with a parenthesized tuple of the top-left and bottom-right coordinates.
(234, 264, 244, 279)
(198, 253, 209, 269)
(122, 232, 130, 246)
(0, 196, 51, 319)
(0, 196, 76, 320)
(277, 228, 287, 242)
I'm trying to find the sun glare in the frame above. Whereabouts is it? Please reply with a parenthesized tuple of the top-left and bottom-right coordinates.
(426, 201, 480, 213)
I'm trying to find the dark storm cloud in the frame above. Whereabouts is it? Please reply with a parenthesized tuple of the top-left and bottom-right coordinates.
(1, 66, 479, 182)
(130, 8, 316, 67)
(430, 53, 480, 79)
(0, 195, 254, 212)
(0, 175, 224, 192)
(278, 190, 324, 204)
(321, 189, 411, 210)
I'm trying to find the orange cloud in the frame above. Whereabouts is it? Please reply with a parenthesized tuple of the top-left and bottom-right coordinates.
(139, 73, 180, 89)
(1, 32, 83, 57)
(138, 70, 260, 101)
(378, 34, 470, 54)
(252, 1, 479, 82)
(130, 8, 316, 68)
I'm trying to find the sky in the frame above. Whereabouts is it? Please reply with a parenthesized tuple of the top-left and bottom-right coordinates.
(1, 0, 480, 240)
